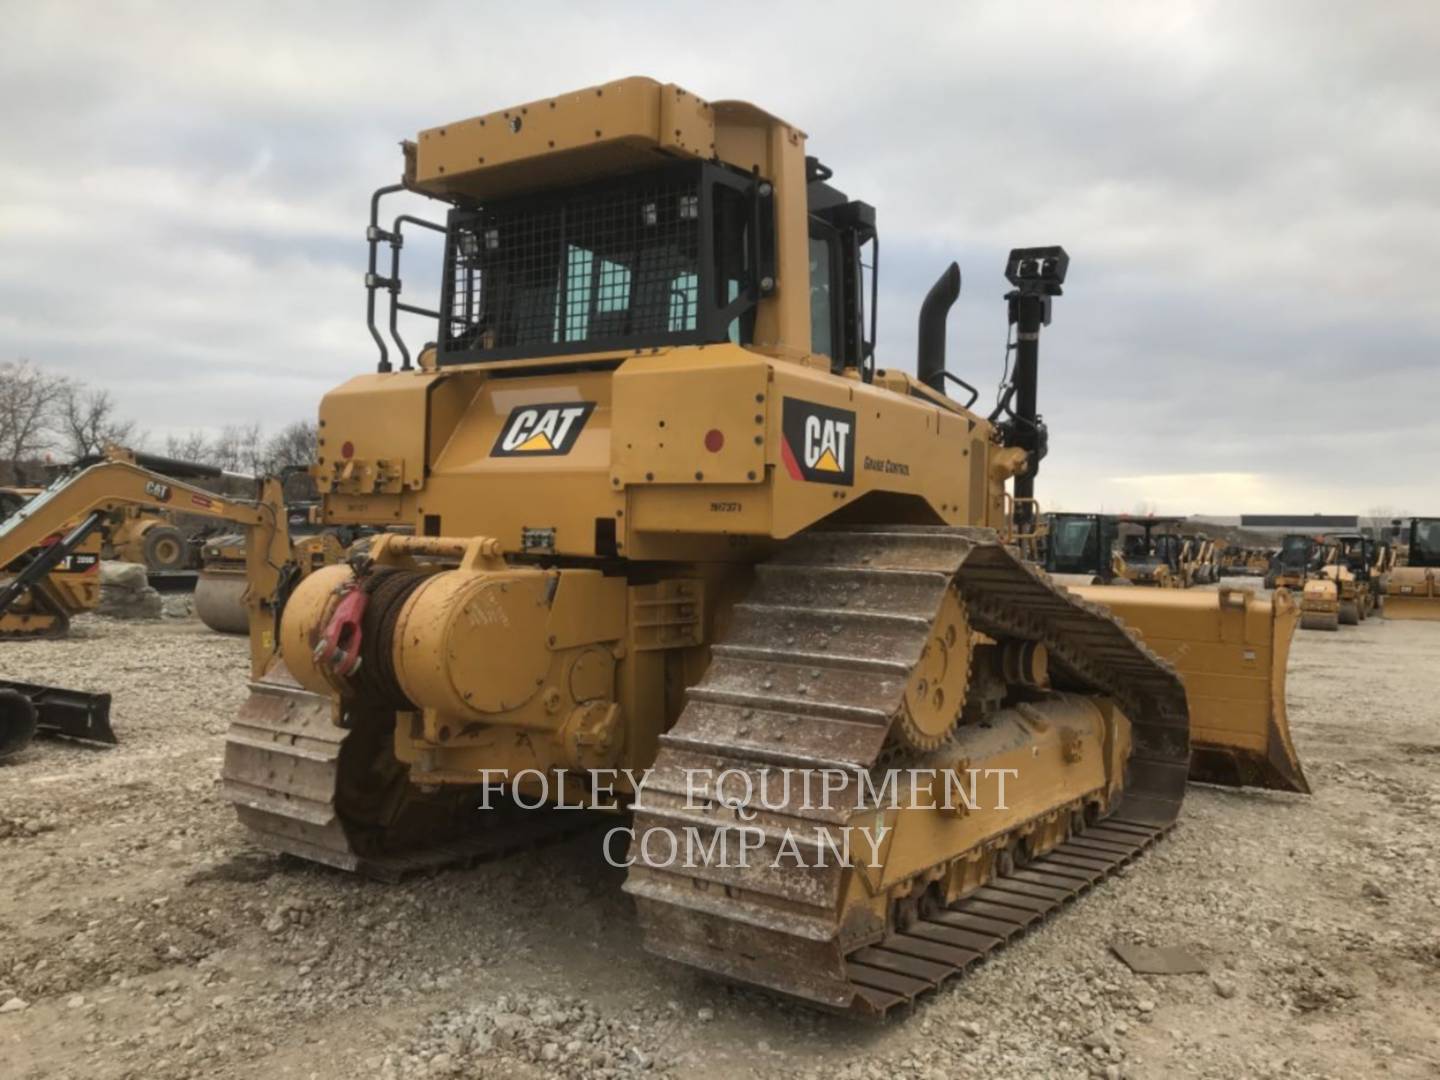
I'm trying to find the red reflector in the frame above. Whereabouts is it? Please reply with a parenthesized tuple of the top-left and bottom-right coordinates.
(704, 429, 725, 453)
(341, 441, 355, 459)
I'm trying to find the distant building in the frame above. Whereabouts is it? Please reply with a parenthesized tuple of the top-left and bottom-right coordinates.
(1189, 514, 1402, 538)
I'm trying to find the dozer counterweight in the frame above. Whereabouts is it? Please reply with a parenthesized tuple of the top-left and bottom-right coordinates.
(217, 77, 1306, 1015)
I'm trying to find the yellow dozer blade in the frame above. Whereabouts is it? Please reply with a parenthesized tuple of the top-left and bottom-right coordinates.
(1384, 567, 1440, 620)
(1071, 584, 1309, 793)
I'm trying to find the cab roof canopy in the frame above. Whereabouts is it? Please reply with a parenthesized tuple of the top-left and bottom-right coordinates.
(407, 76, 802, 202)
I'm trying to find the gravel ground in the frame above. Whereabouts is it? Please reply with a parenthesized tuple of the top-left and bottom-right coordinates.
(1, 603, 1437, 1079)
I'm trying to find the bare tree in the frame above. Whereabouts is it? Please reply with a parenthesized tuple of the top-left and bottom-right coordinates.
(164, 431, 213, 465)
(264, 420, 318, 471)
(0, 359, 70, 483)
(57, 384, 139, 458)
(209, 423, 266, 476)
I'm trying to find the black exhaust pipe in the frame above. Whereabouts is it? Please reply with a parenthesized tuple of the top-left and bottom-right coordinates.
(916, 262, 961, 391)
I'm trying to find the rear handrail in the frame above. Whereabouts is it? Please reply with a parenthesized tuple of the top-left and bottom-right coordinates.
(364, 185, 446, 373)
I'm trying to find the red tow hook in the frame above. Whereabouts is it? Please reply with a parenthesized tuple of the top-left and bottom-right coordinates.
(313, 585, 368, 678)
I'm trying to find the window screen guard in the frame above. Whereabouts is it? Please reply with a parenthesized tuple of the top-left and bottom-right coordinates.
(436, 161, 774, 364)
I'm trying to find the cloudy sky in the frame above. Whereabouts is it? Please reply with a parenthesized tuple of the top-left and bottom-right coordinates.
(2, 1, 1435, 515)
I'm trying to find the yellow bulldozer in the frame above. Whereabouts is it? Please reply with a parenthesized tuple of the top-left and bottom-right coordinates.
(191, 78, 1311, 1016)
(1384, 517, 1440, 619)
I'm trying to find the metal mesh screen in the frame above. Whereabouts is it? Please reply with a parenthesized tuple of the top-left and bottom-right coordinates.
(441, 167, 703, 359)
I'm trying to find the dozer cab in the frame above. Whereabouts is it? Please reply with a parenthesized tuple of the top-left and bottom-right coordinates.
(1385, 517, 1440, 619)
(214, 77, 1307, 1015)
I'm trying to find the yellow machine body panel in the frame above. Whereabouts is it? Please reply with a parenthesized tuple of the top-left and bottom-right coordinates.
(315, 348, 1000, 562)
(1384, 566, 1440, 620)
(1071, 584, 1307, 793)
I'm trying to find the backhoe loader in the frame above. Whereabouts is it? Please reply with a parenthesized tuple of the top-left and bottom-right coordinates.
(0, 452, 251, 639)
(0, 448, 293, 756)
(1384, 517, 1440, 619)
(210, 77, 1310, 1016)
(3, 484, 99, 638)
(0, 523, 103, 639)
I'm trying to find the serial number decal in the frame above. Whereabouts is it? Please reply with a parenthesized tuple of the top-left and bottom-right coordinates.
(863, 456, 911, 477)
(709, 501, 742, 513)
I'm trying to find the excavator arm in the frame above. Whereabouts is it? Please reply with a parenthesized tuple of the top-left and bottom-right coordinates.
(0, 457, 265, 570)
(1, 448, 292, 675)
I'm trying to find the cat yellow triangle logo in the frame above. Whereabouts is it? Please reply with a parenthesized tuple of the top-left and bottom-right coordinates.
(493, 402, 596, 457)
(814, 448, 842, 472)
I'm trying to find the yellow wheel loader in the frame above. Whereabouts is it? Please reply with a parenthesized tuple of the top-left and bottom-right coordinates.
(204, 78, 1308, 1016)
(105, 504, 193, 572)
(1384, 517, 1440, 619)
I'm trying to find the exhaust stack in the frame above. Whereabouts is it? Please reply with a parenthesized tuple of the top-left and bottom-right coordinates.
(916, 262, 961, 392)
